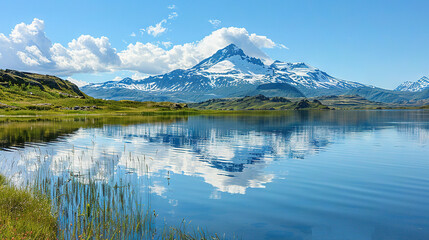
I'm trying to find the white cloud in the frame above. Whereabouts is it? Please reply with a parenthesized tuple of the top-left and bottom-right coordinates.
(112, 76, 123, 81)
(168, 12, 178, 20)
(130, 32, 136, 37)
(209, 19, 221, 28)
(119, 27, 279, 73)
(17, 45, 51, 66)
(145, 12, 178, 37)
(167, 4, 176, 9)
(278, 43, 288, 49)
(162, 41, 172, 48)
(66, 77, 88, 87)
(146, 19, 167, 37)
(50, 35, 121, 74)
(0, 18, 54, 71)
(0, 19, 285, 76)
(131, 71, 149, 80)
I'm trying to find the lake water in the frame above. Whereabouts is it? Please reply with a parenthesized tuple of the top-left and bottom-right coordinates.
(1, 110, 429, 240)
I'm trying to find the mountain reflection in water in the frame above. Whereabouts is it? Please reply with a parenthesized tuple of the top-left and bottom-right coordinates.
(1, 111, 429, 240)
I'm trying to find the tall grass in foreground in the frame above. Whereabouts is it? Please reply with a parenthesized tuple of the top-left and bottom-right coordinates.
(34, 174, 156, 239)
(0, 175, 56, 239)
(1, 145, 225, 239)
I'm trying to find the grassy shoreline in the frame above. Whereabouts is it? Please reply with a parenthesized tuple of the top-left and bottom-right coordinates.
(0, 172, 224, 240)
(0, 175, 57, 239)
(1, 101, 428, 117)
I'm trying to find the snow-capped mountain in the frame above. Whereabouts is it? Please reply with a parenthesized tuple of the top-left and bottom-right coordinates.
(82, 44, 366, 102)
(270, 61, 364, 90)
(395, 76, 429, 92)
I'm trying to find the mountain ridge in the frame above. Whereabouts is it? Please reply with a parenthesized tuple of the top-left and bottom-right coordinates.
(81, 44, 366, 102)
(395, 76, 429, 92)
(0, 69, 87, 99)
(188, 94, 330, 110)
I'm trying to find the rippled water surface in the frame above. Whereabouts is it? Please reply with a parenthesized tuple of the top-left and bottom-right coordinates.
(1, 111, 429, 240)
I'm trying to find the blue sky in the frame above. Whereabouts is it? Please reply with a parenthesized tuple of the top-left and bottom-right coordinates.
(0, 0, 428, 89)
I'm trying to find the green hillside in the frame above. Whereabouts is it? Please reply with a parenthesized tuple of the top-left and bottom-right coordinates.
(0, 69, 87, 100)
(314, 95, 388, 109)
(345, 87, 429, 105)
(188, 94, 330, 110)
(0, 69, 190, 115)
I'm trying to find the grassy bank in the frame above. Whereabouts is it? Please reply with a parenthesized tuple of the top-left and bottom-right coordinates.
(0, 94, 194, 116)
(0, 69, 193, 116)
(0, 169, 223, 240)
(0, 175, 57, 239)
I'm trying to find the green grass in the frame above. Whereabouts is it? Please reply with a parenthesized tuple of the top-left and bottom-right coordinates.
(0, 172, 225, 240)
(0, 175, 57, 239)
(0, 144, 225, 240)
(0, 86, 193, 116)
(0, 69, 192, 116)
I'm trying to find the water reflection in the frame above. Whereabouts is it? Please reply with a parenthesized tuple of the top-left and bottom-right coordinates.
(1, 111, 428, 194)
(1, 111, 429, 239)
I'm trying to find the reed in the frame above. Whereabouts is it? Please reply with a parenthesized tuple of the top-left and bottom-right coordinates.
(1, 144, 224, 239)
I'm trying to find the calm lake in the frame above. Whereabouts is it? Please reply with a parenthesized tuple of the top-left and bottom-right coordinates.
(1, 110, 429, 240)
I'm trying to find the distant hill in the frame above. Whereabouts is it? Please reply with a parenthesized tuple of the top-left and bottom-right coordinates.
(0, 69, 189, 114)
(345, 87, 429, 104)
(314, 95, 386, 109)
(0, 69, 88, 101)
(188, 94, 329, 110)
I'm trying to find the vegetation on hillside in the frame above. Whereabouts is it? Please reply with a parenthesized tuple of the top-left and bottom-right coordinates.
(0, 69, 191, 115)
(313, 95, 387, 109)
(345, 87, 429, 105)
(1, 69, 428, 113)
(189, 94, 330, 110)
(0, 69, 87, 98)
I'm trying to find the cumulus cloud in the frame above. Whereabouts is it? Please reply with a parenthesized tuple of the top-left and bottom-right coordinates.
(119, 27, 280, 73)
(130, 32, 136, 37)
(167, 4, 176, 9)
(0, 18, 120, 75)
(0, 18, 54, 72)
(209, 19, 221, 28)
(50, 35, 121, 74)
(146, 19, 167, 37)
(0, 19, 286, 76)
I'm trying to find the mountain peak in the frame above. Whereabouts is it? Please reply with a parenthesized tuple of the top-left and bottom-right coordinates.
(193, 43, 264, 70)
(221, 44, 244, 57)
(210, 44, 246, 61)
(419, 76, 429, 82)
(395, 76, 429, 92)
(119, 77, 134, 84)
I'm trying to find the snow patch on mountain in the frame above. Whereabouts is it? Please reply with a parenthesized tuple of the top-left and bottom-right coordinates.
(82, 44, 367, 101)
(271, 61, 364, 89)
(395, 76, 429, 92)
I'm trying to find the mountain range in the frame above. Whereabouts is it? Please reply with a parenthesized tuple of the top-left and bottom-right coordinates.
(79, 44, 429, 104)
(395, 76, 429, 92)
(81, 44, 364, 102)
